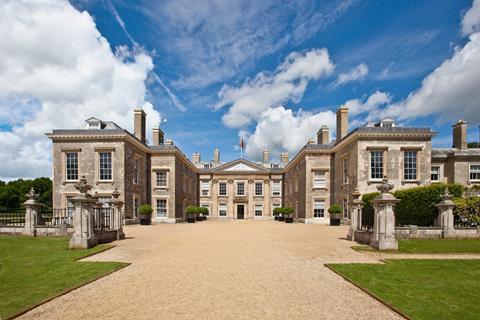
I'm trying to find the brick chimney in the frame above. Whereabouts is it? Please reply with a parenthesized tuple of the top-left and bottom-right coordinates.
(317, 125, 330, 145)
(192, 152, 201, 163)
(336, 107, 349, 141)
(152, 127, 164, 146)
(213, 148, 220, 164)
(452, 120, 467, 149)
(263, 149, 269, 163)
(281, 152, 289, 166)
(134, 108, 146, 143)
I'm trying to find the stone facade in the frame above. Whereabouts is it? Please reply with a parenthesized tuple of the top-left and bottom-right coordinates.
(47, 108, 480, 224)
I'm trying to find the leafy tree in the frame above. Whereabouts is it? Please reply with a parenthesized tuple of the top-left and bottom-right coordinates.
(468, 142, 479, 148)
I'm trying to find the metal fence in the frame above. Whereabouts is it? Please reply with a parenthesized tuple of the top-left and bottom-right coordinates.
(0, 211, 25, 226)
(361, 209, 374, 231)
(94, 207, 112, 231)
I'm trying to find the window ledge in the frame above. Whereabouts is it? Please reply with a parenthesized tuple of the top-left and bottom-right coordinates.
(401, 180, 420, 185)
(63, 180, 79, 185)
(254, 195, 264, 197)
(96, 180, 113, 185)
(155, 186, 168, 190)
(367, 180, 383, 185)
(313, 187, 327, 190)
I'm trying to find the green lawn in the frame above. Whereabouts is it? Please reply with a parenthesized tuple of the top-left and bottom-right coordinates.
(353, 238, 480, 253)
(0, 236, 127, 319)
(328, 260, 480, 320)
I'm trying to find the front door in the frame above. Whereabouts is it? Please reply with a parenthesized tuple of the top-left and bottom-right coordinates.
(237, 204, 245, 220)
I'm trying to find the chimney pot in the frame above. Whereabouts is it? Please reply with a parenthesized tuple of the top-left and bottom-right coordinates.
(263, 149, 269, 163)
(317, 125, 330, 144)
(336, 107, 349, 141)
(134, 108, 146, 143)
(152, 127, 164, 146)
(192, 152, 201, 163)
(452, 120, 468, 149)
(281, 152, 289, 165)
(213, 148, 220, 164)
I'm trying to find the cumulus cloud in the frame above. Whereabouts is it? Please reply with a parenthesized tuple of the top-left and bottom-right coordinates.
(335, 63, 369, 86)
(216, 49, 334, 128)
(0, 0, 160, 179)
(462, 0, 480, 36)
(344, 91, 391, 116)
(244, 107, 336, 160)
(379, 32, 480, 123)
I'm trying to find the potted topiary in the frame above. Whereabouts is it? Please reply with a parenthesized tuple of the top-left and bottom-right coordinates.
(273, 207, 281, 220)
(196, 206, 204, 221)
(284, 207, 294, 223)
(200, 207, 209, 220)
(328, 204, 342, 226)
(138, 204, 153, 225)
(186, 206, 197, 223)
(278, 207, 285, 221)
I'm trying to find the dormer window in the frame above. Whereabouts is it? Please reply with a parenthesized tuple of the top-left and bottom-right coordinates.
(376, 117, 396, 128)
(88, 123, 101, 129)
(85, 117, 105, 130)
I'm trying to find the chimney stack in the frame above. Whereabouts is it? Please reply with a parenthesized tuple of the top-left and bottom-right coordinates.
(192, 152, 201, 163)
(213, 148, 220, 164)
(152, 127, 164, 146)
(452, 120, 468, 149)
(263, 149, 269, 163)
(281, 152, 289, 166)
(134, 108, 146, 143)
(336, 107, 349, 141)
(317, 125, 330, 145)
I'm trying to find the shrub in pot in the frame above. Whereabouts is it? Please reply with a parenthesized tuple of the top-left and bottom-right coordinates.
(186, 206, 197, 223)
(273, 207, 282, 220)
(284, 207, 294, 223)
(138, 204, 153, 225)
(328, 204, 342, 226)
(278, 208, 285, 221)
(199, 207, 209, 220)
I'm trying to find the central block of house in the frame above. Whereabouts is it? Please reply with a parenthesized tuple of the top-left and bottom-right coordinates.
(46, 107, 480, 224)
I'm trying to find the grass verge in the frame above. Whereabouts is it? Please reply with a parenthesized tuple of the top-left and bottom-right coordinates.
(328, 259, 480, 320)
(0, 236, 127, 319)
(352, 238, 480, 253)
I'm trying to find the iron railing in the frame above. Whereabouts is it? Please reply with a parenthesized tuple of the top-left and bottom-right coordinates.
(94, 207, 112, 231)
(361, 209, 374, 231)
(0, 211, 25, 226)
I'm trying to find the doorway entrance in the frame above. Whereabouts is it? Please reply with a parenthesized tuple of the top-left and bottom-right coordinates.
(237, 204, 245, 219)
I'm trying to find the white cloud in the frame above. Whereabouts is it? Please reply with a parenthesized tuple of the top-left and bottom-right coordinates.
(462, 0, 480, 36)
(379, 32, 480, 123)
(244, 107, 336, 160)
(0, 0, 160, 179)
(216, 48, 334, 128)
(344, 91, 391, 116)
(136, 0, 357, 89)
(335, 63, 369, 86)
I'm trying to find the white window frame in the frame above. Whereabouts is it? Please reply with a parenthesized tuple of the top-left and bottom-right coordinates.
(133, 158, 140, 185)
(272, 181, 281, 197)
(201, 180, 210, 196)
(431, 166, 441, 182)
(313, 199, 325, 218)
(370, 151, 384, 180)
(343, 198, 350, 220)
(133, 195, 140, 218)
(313, 171, 326, 189)
(470, 164, 480, 182)
(218, 182, 227, 196)
(156, 171, 168, 188)
(254, 181, 263, 196)
(218, 203, 227, 217)
(342, 158, 349, 184)
(254, 204, 263, 217)
(65, 152, 79, 181)
(403, 150, 418, 181)
(156, 199, 167, 218)
(236, 181, 246, 196)
(98, 151, 113, 181)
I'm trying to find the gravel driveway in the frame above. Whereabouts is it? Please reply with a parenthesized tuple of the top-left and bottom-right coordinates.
(19, 221, 402, 320)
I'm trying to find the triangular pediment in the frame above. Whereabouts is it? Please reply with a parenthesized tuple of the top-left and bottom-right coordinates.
(213, 159, 268, 172)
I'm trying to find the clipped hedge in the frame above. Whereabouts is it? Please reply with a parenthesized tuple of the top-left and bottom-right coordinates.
(361, 183, 465, 227)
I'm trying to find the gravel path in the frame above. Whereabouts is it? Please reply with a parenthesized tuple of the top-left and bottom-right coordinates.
(19, 221, 403, 320)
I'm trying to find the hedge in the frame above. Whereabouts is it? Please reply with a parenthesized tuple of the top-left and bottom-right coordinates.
(361, 183, 465, 227)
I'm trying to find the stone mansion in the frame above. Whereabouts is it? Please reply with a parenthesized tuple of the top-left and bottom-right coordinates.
(47, 108, 480, 224)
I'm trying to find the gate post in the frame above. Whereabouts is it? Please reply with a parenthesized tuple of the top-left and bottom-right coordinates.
(370, 177, 400, 250)
(23, 188, 42, 236)
(69, 176, 97, 249)
(111, 189, 125, 240)
(436, 189, 456, 238)
(347, 188, 364, 241)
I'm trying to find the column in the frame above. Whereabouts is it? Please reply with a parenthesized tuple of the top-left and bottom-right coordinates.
(228, 180, 234, 219)
(370, 178, 399, 250)
(247, 179, 254, 219)
(436, 189, 456, 238)
(23, 188, 43, 236)
(69, 176, 98, 249)
(111, 188, 125, 240)
(264, 179, 271, 219)
(211, 179, 218, 218)
(347, 188, 364, 241)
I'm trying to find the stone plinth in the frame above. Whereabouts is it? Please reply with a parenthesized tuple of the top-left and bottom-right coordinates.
(23, 188, 43, 236)
(69, 176, 97, 249)
(347, 188, 363, 241)
(436, 189, 456, 238)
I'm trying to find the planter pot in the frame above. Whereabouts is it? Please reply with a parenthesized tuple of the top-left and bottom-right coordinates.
(278, 216, 285, 221)
(274, 216, 279, 220)
(140, 218, 151, 225)
(196, 216, 203, 221)
(330, 218, 341, 226)
(187, 217, 196, 223)
(285, 217, 293, 223)
(203, 216, 207, 221)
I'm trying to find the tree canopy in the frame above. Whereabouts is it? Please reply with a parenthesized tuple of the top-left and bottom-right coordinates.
(0, 178, 52, 211)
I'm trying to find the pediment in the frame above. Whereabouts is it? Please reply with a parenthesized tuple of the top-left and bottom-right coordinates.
(214, 159, 268, 172)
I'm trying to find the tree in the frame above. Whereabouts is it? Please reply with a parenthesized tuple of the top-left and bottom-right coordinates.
(468, 142, 480, 148)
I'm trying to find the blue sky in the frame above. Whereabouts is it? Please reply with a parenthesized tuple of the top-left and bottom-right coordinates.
(0, 0, 479, 178)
